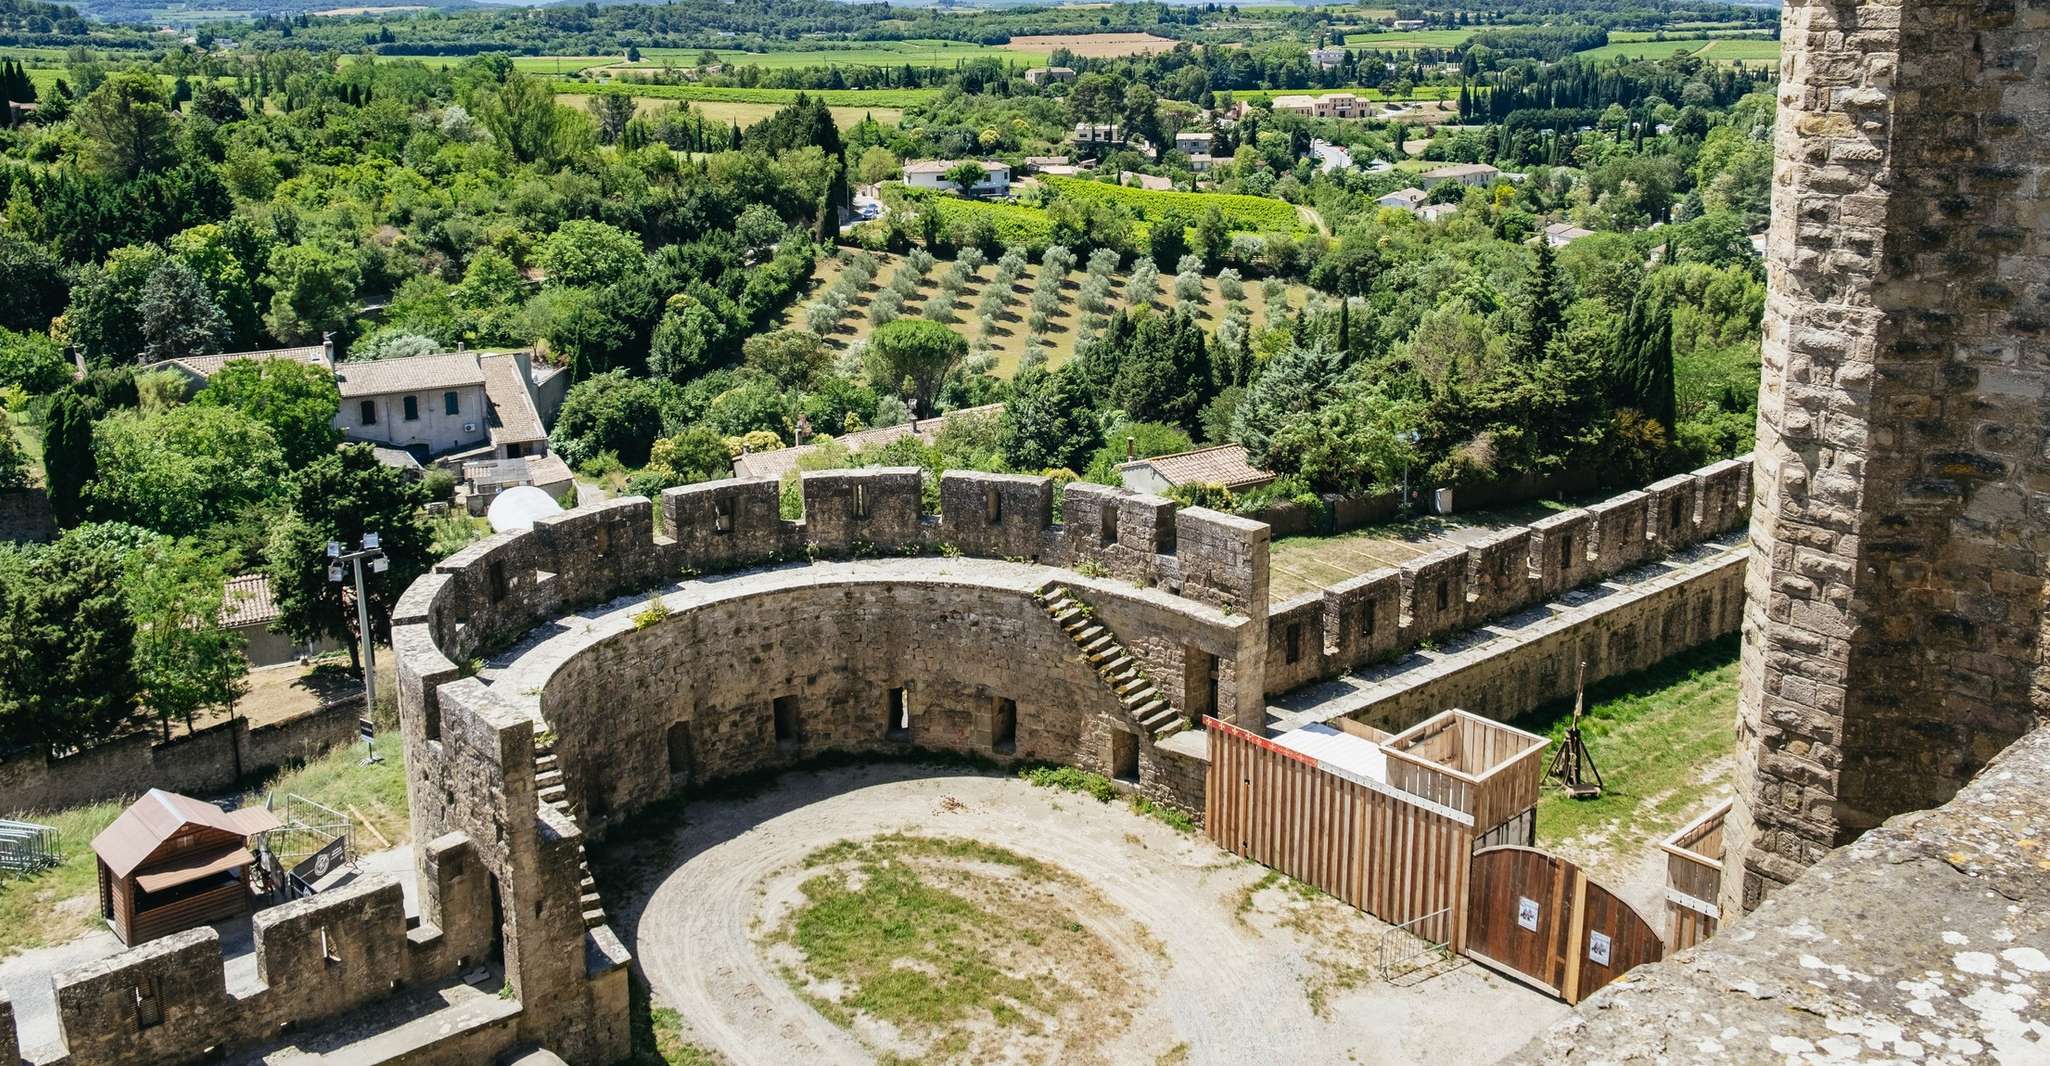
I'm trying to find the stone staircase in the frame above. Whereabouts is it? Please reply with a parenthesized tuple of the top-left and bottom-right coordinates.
(533, 739, 606, 930)
(1036, 585, 1185, 741)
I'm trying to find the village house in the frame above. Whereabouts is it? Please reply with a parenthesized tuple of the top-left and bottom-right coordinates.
(1187, 153, 1225, 173)
(1269, 92, 1362, 119)
(901, 159, 1012, 196)
(1308, 46, 1348, 69)
(1543, 222, 1597, 247)
(1116, 442, 1276, 496)
(220, 574, 337, 667)
(334, 348, 556, 465)
(1418, 202, 1460, 223)
(1420, 162, 1502, 187)
(1023, 66, 1076, 86)
(1173, 129, 1214, 155)
(139, 339, 337, 391)
(1376, 187, 1428, 211)
(1071, 122, 1125, 147)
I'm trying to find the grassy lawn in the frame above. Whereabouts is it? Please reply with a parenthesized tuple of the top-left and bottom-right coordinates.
(1519, 635, 1740, 856)
(763, 833, 1137, 1061)
(1266, 499, 1573, 602)
(789, 249, 1307, 377)
(0, 739, 411, 960)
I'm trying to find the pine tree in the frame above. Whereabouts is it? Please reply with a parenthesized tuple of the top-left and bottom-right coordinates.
(1516, 241, 1564, 363)
(1609, 285, 1676, 430)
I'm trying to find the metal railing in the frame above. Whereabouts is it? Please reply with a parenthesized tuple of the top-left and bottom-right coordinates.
(1376, 906, 1454, 983)
(0, 818, 62, 877)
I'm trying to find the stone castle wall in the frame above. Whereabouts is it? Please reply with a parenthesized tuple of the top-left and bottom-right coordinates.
(1261, 458, 1752, 697)
(0, 834, 496, 1066)
(0, 699, 361, 818)
(1730, 0, 2050, 913)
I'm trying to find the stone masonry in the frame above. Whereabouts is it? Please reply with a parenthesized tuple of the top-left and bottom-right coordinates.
(1728, 0, 2050, 914)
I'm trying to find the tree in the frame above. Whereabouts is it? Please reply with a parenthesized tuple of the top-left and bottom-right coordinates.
(1514, 239, 1565, 362)
(263, 243, 361, 344)
(538, 219, 645, 289)
(943, 161, 987, 194)
(73, 72, 177, 180)
(0, 328, 71, 394)
(0, 531, 141, 755)
(864, 317, 966, 415)
(586, 91, 636, 145)
(743, 328, 830, 389)
(263, 445, 430, 672)
(548, 370, 685, 467)
(474, 72, 580, 168)
(126, 539, 246, 739)
(1609, 285, 1676, 431)
(0, 410, 29, 489)
(194, 357, 341, 469)
(1114, 312, 1212, 431)
(1149, 209, 1190, 271)
(88, 405, 287, 537)
(855, 146, 900, 187)
(0, 234, 68, 334)
(1231, 344, 1347, 467)
(41, 390, 98, 527)
(169, 223, 262, 348)
(648, 296, 725, 382)
(139, 257, 230, 360)
(1000, 363, 1097, 473)
(64, 243, 168, 366)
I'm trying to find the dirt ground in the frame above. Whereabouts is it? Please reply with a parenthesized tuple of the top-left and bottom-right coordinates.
(1005, 33, 1182, 58)
(595, 763, 1568, 1066)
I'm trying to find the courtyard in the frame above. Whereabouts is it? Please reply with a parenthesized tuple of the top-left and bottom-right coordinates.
(592, 762, 1569, 1066)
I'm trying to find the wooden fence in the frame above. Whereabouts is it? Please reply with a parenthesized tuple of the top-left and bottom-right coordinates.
(1658, 799, 1729, 952)
(1205, 717, 1477, 950)
(1465, 846, 1665, 1005)
(1380, 710, 1547, 837)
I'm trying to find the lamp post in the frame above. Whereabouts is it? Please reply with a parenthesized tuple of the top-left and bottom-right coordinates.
(1399, 429, 1421, 514)
(328, 533, 389, 763)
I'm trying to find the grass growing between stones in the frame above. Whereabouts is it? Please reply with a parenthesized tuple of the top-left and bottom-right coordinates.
(1517, 634, 1740, 854)
(625, 972, 724, 1066)
(762, 833, 1141, 1063)
(0, 740, 410, 959)
(1019, 764, 1196, 832)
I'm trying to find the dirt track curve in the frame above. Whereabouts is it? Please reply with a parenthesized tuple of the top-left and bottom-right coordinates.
(595, 763, 1565, 1065)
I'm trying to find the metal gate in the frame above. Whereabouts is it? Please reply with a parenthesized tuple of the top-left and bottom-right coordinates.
(1463, 846, 1663, 1004)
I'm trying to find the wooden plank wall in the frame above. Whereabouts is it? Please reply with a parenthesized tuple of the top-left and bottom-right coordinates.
(1660, 800, 1729, 952)
(1205, 719, 1474, 950)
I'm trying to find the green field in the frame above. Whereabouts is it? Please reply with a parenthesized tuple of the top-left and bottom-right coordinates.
(560, 93, 903, 130)
(373, 53, 622, 74)
(1042, 174, 1307, 234)
(1575, 35, 1782, 64)
(553, 80, 939, 109)
(632, 38, 1050, 70)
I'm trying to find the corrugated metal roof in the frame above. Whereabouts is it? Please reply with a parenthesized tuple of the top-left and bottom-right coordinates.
(92, 789, 281, 880)
(1271, 723, 1388, 783)
(1131, 443, 1275, 490)
(333, 352, 485, 399)
(219, 574, 279, 629)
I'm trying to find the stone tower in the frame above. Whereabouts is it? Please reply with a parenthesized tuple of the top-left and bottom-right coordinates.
(1728, 0, 2050, 913)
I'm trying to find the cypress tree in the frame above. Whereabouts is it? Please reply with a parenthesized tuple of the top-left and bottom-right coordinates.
(41, 390, 98, 528)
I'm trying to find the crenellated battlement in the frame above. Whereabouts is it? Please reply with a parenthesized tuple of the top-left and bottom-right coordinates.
(0, 834, 493, 1066)
(1260, 458, 1753, 696)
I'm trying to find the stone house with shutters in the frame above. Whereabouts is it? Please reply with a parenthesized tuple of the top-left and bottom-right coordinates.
(334, 349, 553, 465)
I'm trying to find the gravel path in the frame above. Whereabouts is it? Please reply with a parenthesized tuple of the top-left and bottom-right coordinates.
(596, 763, 1566, 1065)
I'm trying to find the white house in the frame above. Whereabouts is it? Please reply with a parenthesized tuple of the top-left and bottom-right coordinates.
(1420, 162, 1501, 187)
(1174, 129, 1214, 155)
(1024, 66, 1076, 86)
(901, 159, 1012, 196)
(1419, 203, 1460, 223)
(1308, 46, 1348, 69)
(1543, 222, 1597, 247)
(1072, 122, 1125, 146)
(335, 349, 552, 464)
(1187, 153, 1225, 173)
(1376, 187, 1428, 211)
(1269, 92, 1362, 119)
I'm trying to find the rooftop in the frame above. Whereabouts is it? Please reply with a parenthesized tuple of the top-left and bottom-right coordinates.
(91, 789, 280, 880)
(479, 352, 546, 445)
(142, 344, 334, 382)
(220, 574, 280, 629)
(1124, 443, 1275, 490)
(334, 352, 487, 399)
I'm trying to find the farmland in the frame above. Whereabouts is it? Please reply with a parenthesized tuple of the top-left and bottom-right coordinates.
(784, 248, 1309, 376)
(634, 39, 1050, 69)
(1004, 32, 1182, 58)
(1328, 27, 1473, 50)
(557, 94, 903, 130)
(376, 54, 623, 74)
(1234, 85, 1458, 104)
(549, 81, 938, 109)
(1041, 175, 1307, 234)
(1574, 36, 1782, 64)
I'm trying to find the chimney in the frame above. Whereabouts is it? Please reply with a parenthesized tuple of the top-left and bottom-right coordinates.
(456, 341, 467, 353)
(1126, 435, 1136, 461)
(321, 331, 335, 364)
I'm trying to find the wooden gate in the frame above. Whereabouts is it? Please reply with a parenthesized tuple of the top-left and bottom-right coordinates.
(1463, 846, 1663, 1004)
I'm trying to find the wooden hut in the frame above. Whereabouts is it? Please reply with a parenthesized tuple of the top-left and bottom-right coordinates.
(91, 789, 281, 946)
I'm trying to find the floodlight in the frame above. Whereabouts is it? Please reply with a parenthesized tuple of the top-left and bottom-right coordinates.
(327, 541, 342, 558)
(363, 532, 381, 550)
(328, 565, 343, 583)
(371, 557, 389, 573)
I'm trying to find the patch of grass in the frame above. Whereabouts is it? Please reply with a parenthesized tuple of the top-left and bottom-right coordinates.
(766, 833, 1124, 1059)
(1517, 635, 1740, 850)
(0, 740, 409, 959)
(625, 972, 725, 1065)
(1019, 763, 1197, 832)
